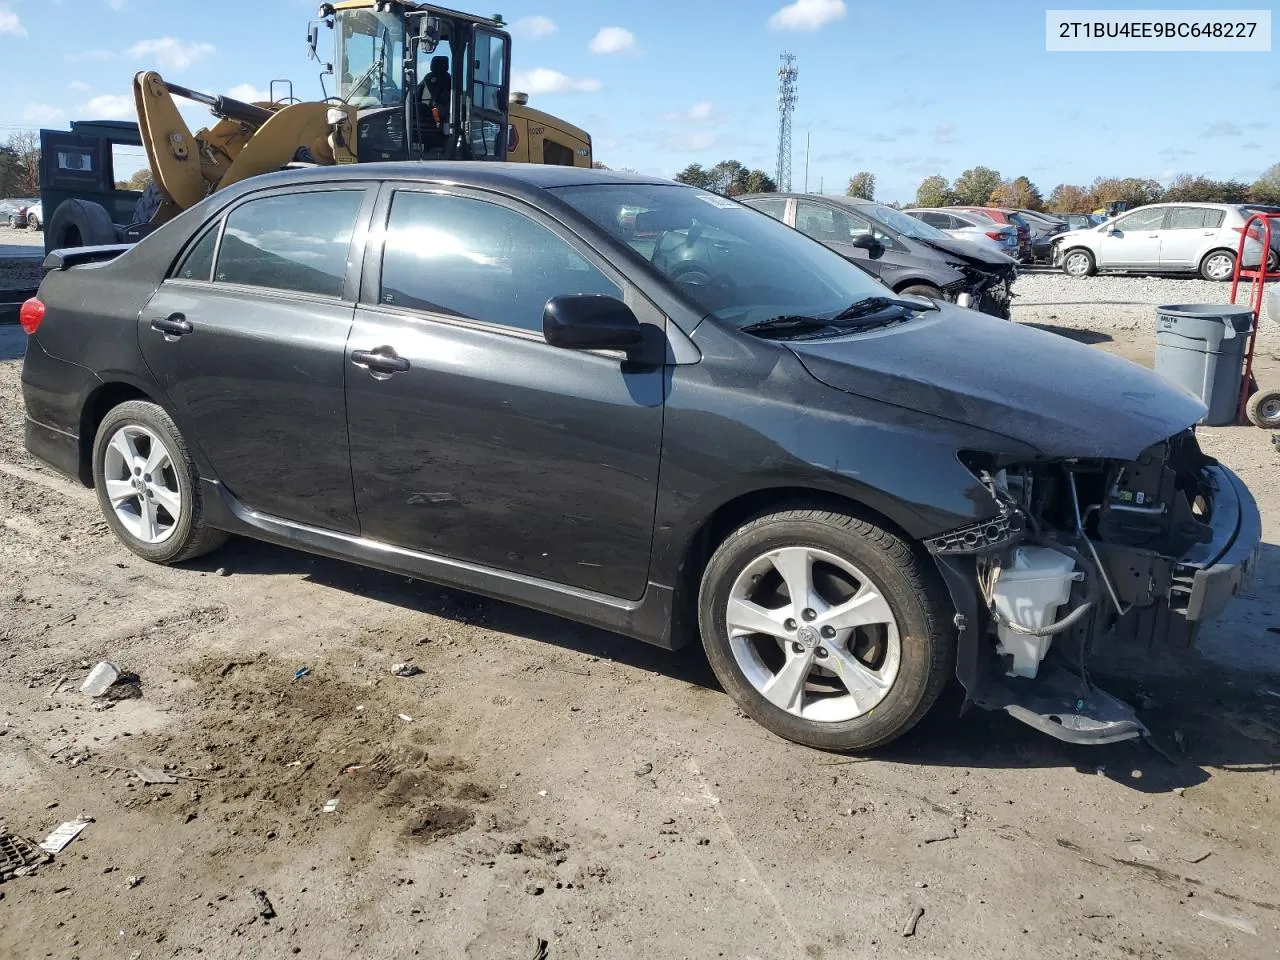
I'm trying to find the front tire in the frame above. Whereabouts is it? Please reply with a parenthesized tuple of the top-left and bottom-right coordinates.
(897, 283, 943, 301)
(697, 505, 955, 752)
(1200, 249, 1235, 282)
(92, 400, 228, 564)
(1062, 248, 1096, 278)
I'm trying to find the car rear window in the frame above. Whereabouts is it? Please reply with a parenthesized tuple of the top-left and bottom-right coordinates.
(214, 190, 365, 297)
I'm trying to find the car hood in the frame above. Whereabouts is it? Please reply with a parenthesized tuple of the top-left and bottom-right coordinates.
(913, 233, 1017, 270)
(785, 304, 1205, 459)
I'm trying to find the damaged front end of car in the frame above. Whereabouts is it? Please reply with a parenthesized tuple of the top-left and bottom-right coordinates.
(942, 262, 1016, 320)
(925, 429, 1262, 745)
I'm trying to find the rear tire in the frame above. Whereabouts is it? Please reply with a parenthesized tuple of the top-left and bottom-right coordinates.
(91, 400, 228, 565)
(1200, 249, 1235, 282)
(1246, 388, 1280, 429)
(697, 505, 955, 752)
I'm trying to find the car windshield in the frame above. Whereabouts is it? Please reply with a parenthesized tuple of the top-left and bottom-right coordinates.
(551, 183, 889, 327)
(854, 202, 951, 241)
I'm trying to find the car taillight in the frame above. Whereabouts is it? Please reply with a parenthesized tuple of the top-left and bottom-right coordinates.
(985, 231, 1004, 241)
(19, 297, 45, 335)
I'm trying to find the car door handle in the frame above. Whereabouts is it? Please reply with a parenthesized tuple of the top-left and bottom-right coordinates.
(150, 313, 193, 337)
(351, 348, 410, 375)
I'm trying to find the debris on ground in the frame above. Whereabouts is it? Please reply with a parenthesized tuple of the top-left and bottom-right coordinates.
(126, 875, 143, 888)
(397, 714, 415, 723)
(323, 799, 339, 813)
(135, 766, 177, 785)
(80, 662, 120, 697)
(391, 662, 422, 678)
(293, 666, 311, 682)
(38, 817, 93, 854)
(530, 937, 549, 959)
(1197, 909, 1258, 935)
(634, 762, 652, 777)
(252, 888, 276, 919)
(923, 829, 958, 845)
(902, 905, 924, 937)
(1, 832, 52, 883)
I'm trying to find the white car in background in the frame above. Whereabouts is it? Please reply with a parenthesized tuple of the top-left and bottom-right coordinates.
(1052, 202, 1266, 281)
(903, 207, 1021, 259)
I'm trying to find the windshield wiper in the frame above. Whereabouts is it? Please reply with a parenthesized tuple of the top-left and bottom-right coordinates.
(832, 295, 938, 321)
(740, 315, 829, 337)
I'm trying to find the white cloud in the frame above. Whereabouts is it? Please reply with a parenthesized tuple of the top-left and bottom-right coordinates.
(663, 102, 718, 124)
(128, 37, 216, 72)
(23, 103, 66, 124)
(511, 15, 557, 39)
(0, 5, 25, 36)
(588, 26, 636, 55)
(768, 0, 847, 31)
(227, 84, 271, 104)
(82, 94, 137, 120)
(934, 123, 956, 145)
(511, 68, 601, 95)
(68, 81, 93, 93)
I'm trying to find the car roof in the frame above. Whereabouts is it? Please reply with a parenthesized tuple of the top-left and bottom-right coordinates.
(739, 193, 878, 207)
(217, 162, 673, 197)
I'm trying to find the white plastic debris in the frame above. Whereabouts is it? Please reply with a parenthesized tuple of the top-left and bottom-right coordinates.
(397, 714, 414, 723)
(391, 663, 422, 678)
(323, 799, 339, 813)
(38, 817, 93, 854)
(80, 662, 120, 697)
(1197, 909, 1258, 936)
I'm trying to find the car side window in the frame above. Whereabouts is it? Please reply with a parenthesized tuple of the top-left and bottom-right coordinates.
(380, 190, 623, 333)
(1166, 207, 1210, 230)
(214, 190, 365, 297)
(1114, 208, 1166, 232)
(745, 198, 787, 221)
(1205, 209, 1226, 228)
(919, 212, 949, 228)
(174, 223, 219, 282)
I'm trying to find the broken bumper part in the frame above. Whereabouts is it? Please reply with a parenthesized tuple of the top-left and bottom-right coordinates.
(1176, 465, 1262, 621)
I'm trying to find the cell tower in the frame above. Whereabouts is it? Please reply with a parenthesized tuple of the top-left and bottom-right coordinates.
(775, 53, 798, 192)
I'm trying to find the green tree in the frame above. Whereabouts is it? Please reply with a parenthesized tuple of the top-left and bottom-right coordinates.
(740, 169, 777, 194)
(952, 166, 1002, 205)
(4, 131, 40, 196)
(1162, 174, 1249, 203)
(989, 176, 1044, 210)
(845, 171, 875, 201)
(914, 174, 953, 208)
(126, 168, 153, 191)
(674, 163, 711, 189)
(1251, 162, 1280, 204)
(1047, 183, 1090, 213)
(1087, 176, 1163, 211)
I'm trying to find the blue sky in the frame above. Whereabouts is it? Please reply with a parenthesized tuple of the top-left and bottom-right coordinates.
(1, 0, 1276, 202)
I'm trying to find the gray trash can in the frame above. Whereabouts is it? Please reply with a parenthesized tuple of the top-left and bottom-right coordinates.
(1154, 304, 1253, 426)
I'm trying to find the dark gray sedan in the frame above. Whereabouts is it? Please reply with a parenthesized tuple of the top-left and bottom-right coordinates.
(18, 164, 1260, 753)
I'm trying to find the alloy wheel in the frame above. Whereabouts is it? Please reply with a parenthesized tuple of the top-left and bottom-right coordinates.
(102, 424, 182, 544)
(725, 546, 901, 723)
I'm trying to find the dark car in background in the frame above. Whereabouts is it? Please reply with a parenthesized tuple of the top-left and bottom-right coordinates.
(1061, 213, 1105, 231)
(19, 164, 1260, 755)
(3, 198, 39, 230)
(1011, 209, 1069, 262)
(739, 193, 1018, 319)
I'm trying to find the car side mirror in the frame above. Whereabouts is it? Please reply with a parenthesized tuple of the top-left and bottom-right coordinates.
(543, 295, 643, 355)
(850, 233, 881, 251)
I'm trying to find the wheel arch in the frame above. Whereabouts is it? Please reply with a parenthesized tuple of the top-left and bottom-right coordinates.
(667, 485, 923, 646)
(77, 379, 164, 486)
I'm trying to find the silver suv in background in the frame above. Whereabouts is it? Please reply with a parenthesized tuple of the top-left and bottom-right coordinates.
(903, 208, 1020, 259)
(1052, 202, 1267, 281)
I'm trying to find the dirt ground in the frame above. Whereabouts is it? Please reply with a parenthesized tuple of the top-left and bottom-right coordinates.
(1, 297, 1279, 960)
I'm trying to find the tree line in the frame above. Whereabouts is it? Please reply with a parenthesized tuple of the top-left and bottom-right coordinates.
(906, 164, 1280, 213)
(0, 132, 41, 198)
(673, 161, 777, 196)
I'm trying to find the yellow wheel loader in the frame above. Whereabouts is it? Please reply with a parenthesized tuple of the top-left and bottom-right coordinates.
(39, 1, 592, 253)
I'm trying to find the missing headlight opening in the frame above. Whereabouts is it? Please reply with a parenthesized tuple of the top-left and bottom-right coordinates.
(932, 431, 1246, 746)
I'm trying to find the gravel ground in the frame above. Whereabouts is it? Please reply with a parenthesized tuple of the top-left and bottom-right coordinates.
(1013, 272, 1278, 323)
(1, 283, 1279, 959)
(0, 228, 45, 293)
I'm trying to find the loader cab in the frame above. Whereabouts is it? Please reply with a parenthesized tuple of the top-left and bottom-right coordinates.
(316, 1, 510, 162)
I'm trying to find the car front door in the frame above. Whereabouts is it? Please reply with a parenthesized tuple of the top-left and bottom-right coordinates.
(1159, 206, 1223, 268)
(138, 185, 373, 533)
(1098, 207, 1166, 268)
(343, 184, 666, 600)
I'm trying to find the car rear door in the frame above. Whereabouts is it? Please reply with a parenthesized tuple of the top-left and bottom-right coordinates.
(1098, 207, 1166, 268)
(342, 182, 666, 600)
(138, 183, 374, 534)
(1159, 206, 1221, 268)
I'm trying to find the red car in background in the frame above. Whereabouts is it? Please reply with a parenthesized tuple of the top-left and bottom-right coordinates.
(950, 207, 1032, 260)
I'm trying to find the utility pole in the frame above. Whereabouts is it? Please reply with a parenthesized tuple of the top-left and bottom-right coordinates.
(803, 131, 810, 193)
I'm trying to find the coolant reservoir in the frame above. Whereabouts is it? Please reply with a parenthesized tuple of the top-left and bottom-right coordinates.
(991, 546, 1080, 679)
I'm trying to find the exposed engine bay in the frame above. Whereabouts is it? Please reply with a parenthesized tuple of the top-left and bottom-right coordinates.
(942, 264, 1014, 319)
(926, 429, 1261, 745)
